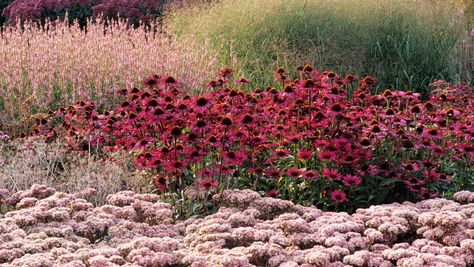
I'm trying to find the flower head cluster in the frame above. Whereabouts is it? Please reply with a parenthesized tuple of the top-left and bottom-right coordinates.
(2, 186, 474, 266)
(0, 184, 181, 266)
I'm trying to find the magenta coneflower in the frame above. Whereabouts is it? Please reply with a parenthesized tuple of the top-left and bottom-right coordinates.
(402, 162, 420, 172)
(134, 137, 154, 150)
(143, 75, 159, 87)
(314, 140, 329, 148)
(222, 150, 247, 166)
(196, 96, 209, 107)
(221, 117, 233, 126)
(146, 157, 163, 168)
(303, 170, 318, 179)
(197, 168, 216, 178)
(287, 168, 302, 178)
(318, 151, 336, 161)
(153, 176, 167, 192)
(274, 149, 289, 158)
(165, 160, 186, 173)
(424, 169, 441, 181)
(359, 137, 371, 147)
(331, 189, 347, 203)
(218, 68, 234, 80)
(206, 80, 223, 88)
(323, 169, 342, 180)
(264, 169, 281, 178)
(241, 114, 254, 124)
(215, 163, 235, 175)
(161, 76, 179, 87)
(298, 150, 313, 160)
(339, 155, 359, 165)
(342, 175, 362, 187)
(185, 147, 206, 163)
(236, 77, 251, 85)
(199, 178, 219, 190)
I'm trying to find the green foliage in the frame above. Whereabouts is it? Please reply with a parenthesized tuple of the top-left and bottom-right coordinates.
(166, 0, 467, 96)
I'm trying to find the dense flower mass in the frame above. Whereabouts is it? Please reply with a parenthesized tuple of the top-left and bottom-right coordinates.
(0, 19, 215, 137)
(2, 0, 167, 26)
(1, 185, 474, 266)
(32, 68, 474, 213)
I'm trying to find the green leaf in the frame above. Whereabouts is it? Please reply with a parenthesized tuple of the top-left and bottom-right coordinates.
(379, 178, 400, 187)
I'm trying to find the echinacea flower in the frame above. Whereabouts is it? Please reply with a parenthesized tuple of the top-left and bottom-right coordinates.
(338, 155, 359, 165)
(342, 175, 362, 187)
(236, 77, 251, 85)
(402, 162, 420, 172)
(218, 68, 234, 80)
(303, 170, 318, 179)
(274, 149, 289, 158)
(263, 169, 281, 178)
(196, 97, 209, 107)
(287, 168, 302, 178)
(197, 168, 216, 178)
(323, 169, 342, 180)
(153, 176, 167, 192)
(298, 150, 313, 160)
(161, 76, 179, 87)
(165, 160, 187, 173)
(221, 117, 233, 126)
(221, 150, 247, 166)
(318, 151, 336, 161)
(199, 178, 219, 190)
(331, 190, 347, 203)
(143, 75, 159, 87)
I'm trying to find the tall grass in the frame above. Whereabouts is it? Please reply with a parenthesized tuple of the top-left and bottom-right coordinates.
(0, 19, 217, 136)
(165, 0, 467, 95)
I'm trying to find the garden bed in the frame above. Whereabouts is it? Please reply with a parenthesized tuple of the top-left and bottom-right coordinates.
(1, 184, 474, 266)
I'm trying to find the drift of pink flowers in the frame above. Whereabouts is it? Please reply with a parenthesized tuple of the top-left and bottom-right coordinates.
(32, 67, 474, 209)
(1, 184, 474, 266)
(0, 19, 217, 134)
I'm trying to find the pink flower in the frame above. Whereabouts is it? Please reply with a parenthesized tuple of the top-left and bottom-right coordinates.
(287, 168, 302, 178)
(323, 169, 342, 180)
(154, 176, 167, 192)
(199, 178, 219, 190)
(318, 151, 336, 161)
(331, 190, 347, 203)
(303, 170, 318, 179)
(274, 149, 289, 158)
(298, 150, 313, 160)
(471, 28, 474, 38)
(221, 150, 247, 166)
(197, 168, 216, 178)
(342, 175, 362, 187)
(235, 77, 251, 85)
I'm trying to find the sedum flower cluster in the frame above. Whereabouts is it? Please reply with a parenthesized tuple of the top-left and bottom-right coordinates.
(2, 185, 474, 266)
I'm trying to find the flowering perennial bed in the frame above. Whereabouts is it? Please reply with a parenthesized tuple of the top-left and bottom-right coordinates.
(1, 184, 474, 266)
(31, 67, 474, 215)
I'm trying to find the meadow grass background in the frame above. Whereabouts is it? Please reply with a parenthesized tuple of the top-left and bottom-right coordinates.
(166, 0, 472, 95)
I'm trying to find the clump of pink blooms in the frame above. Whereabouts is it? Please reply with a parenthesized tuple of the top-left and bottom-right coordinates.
(0, 184, 181, 266)
(32, 66, 474, 214)
(2, 184, 474, 266)
(2, 0, 165, 26)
